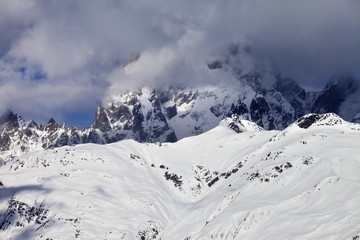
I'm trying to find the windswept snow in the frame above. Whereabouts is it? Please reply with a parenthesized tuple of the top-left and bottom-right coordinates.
(0, 114, 359, 239)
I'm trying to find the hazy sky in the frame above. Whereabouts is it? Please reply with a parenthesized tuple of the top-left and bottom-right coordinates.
(0, 0, 359, 127)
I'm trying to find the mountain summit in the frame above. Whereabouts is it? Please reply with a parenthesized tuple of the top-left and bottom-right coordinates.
(0, 45, 359, 160)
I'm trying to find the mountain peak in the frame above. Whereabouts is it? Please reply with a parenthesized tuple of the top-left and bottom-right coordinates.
(47, 118, 56, 125)
(220, 114, 264, 133)
(0, 110, 16, 124)
(93, 107, 111, 132)
(0, 110, 19, 131)
(296, 113, 345, 129)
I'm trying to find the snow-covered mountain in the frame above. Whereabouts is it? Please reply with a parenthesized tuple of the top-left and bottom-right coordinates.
(1, 45, 359, 161)
(0, 113, 359, 239)
(312, 75, 360, 123)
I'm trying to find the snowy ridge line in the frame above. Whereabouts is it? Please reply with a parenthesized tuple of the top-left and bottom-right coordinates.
(0, 113, 359, 239)
(1, 46, 359, 161)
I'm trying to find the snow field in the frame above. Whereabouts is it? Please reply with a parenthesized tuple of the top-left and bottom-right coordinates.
(1, 116, 359, 239)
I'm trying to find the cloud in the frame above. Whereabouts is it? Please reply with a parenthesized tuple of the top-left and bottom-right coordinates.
(236, 0, 360, 88)
(0, 59, 103, 123)
(106, 0, 360, 92)
(0, 0, 359, 124)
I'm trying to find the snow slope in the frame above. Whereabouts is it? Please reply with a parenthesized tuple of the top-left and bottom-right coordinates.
(0, 114, 359, 239)
(1, 45, 360, 161)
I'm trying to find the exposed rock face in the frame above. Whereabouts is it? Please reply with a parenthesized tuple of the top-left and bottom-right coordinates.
(294, 113, 349, 130)
(0, 111, 19, 132)
(312, 76, 360, 119)
(249, 96, 274, 129)
(274, 77, 307, 119)
(220, 114, 264, 133)
(296, 114, 323, 129)
(0, 111, 20, 152)
(0, 45, 359, 160)
(94, 107, 111, 132)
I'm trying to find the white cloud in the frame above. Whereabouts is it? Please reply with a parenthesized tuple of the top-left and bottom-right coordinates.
(9, 22, 95, 77)
(0, 0, 359, 124)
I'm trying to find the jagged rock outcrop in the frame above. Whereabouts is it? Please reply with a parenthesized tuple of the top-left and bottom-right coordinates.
(295, 113, 348, 129)
(0, 44, 359, 161)
(312, 76, 360, 121)
(220, 114, 264, 133)
(274, 77, 307, 119)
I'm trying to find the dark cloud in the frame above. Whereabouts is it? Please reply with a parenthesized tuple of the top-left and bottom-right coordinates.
(0, 0, 359, 124)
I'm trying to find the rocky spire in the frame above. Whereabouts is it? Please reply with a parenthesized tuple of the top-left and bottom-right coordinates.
(0, 110, 19, 132)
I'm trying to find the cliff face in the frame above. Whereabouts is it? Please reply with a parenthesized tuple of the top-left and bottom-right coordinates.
(1, 46, 359, 161)
(2, 75, 358, 162)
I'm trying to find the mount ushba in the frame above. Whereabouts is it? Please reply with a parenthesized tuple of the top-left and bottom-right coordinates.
(0, 45, 359, 161)
(0, 45, 360, 239)
(0, 113, 359, 239)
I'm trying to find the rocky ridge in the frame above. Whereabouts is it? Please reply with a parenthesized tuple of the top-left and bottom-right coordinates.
(1, 45, 359, 161)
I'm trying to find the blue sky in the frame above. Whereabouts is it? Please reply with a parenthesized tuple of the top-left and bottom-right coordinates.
(64, 112, 95, 129)
(0, 0, 359, 128)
